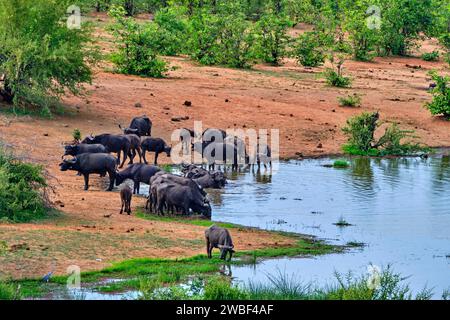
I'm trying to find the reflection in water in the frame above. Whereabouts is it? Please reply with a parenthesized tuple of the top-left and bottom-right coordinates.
(210, 154, 450, 298)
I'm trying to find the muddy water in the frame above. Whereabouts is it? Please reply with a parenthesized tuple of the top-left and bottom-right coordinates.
(208, 153, 450, 297)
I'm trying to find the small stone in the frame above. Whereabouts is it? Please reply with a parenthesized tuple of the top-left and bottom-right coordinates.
(135, 102, 142, 108)
(317, 143, 323, 149)
(184, 101, 192, 107)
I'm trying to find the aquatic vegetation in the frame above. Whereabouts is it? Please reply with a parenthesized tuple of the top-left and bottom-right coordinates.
(334, 217, 353, 227)
(333, 160, 350, 168)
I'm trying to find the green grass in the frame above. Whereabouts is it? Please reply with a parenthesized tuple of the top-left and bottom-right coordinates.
(421, 51, 440, 62)
(333, 160, 350, 168)
(135, 211, 240, 229)
(12, 236, 341, 299)
(138, 266, 435, 300)
(338, 94, 362, 107)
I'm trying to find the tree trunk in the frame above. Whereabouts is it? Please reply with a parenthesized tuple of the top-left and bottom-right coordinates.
(0, 77, 14, 103)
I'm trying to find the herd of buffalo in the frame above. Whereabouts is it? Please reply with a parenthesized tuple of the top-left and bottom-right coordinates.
(59, 115, 273, 259)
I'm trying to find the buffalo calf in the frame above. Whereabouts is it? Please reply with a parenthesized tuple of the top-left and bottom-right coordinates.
(120, 186, 133, 215)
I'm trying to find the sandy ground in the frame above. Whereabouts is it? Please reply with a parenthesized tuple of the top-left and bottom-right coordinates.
(0, 19, 449, 279)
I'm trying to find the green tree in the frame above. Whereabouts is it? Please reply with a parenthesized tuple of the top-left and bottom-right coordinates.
(425, 71, 450, 118)
(108, 5, 168, 77)
(294, 32, 326, 67)
(254, 12, 291, 65)
(0, 0, 98, 114)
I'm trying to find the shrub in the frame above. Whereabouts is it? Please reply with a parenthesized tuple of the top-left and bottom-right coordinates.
(342, 112, 428, 156)
(152, 6, 189, 56)
(325, 68, 352, 88)
(338, 93, 362, 107)
(333, 160, 350, 168)
(254, 12, 291, 65)
(0, 0, 98, 114)
(186, 11, 222, 65)
(108, 5, 168, 77)
(72, 129, 82, 142)
(203, 277, 249, 300)
(0, 145, 48, 222)
(425, 71, 450, 118)
(421, 51, 440, 62)
(0, 281, 21, 300)
(294, 32, 326, 67)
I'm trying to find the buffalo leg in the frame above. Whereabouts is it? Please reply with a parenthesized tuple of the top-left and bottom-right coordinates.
(119, 148, 129, 169)
(154, 152, 159, 165)
(136, 146, 143, 163)
(142, 150, 148, 165)
(206, 239, 211, 258)
(120, 200, 124, 214)
(83, 174, 90, 191)
(107, 171, 115, 191)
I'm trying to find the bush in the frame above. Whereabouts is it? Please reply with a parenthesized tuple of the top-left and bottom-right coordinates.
(421, 51, 440, 62)
(325, 68, 352, 88)
(203, 277, 249, 300)
(294, 32, 326, 67)
(0, 281, 21, 300)
(72, 129, 82, 142)
(152, 6, 189, 56)
(108, 5, 168, 77)
(0, 0, 98, 114)
(254, 12, 291, 65)
(425, 71, 450, 118)
(342, 112, 428, 156)
(338, 93, 362, 107)
(0, 145, 48, 222)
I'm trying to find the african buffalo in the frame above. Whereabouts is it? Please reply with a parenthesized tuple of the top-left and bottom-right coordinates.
(82, 134, 131, 169)
(141, 137, 171, 165)
(205, 225, 235, 261)
(59, 153, 117, 191)
(115, 163, 161, 194)
(122, 134, 142, 164)
(63, 144, 108, 158)
(119, 116, 152, 137)
(120, 185, 133, 215)
(182, 164, 227, 189)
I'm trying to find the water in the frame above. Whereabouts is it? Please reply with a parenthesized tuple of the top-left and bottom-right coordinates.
(207, 154, 450, 297)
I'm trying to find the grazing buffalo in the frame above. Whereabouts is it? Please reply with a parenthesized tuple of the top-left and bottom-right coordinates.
(205, 225, 235, 261)
(147, 173, 209, 216)
(63, 144, 108, 158)
(141, 137, 172, 165)
(120, 185, 133, 215)
(123, 134, 142, 164)
(156, 183, 211, 217)
(120, 116, 152, 137)
(59, 153, 117, 191)
(116, 163, 161, 194)
(82, 134, 131, 169)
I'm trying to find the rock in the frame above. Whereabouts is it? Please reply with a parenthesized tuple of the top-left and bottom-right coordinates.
(317, 143, 323, 149)
(134, 102, 142, 108)
(184, 100, 192, 107)
(43, 133, 49, 137)
(225, 99, 229, 103)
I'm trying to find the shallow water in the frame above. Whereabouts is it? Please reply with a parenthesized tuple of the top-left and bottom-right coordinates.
(207, 154, 450, 297)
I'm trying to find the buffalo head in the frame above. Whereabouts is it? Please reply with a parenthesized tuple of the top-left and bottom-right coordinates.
(59, 157, 77, 171)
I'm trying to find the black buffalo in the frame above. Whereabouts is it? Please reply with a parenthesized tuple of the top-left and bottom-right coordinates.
(122, 134, 142, 164)
(82, 134, 131, 169)
(63, 144, 108, 158)
(141, 137, 172, 165)
(205, 225, 235, 261)
(59, 153, 117, 191)
(120, 116, 152, 137)
(116, 163, 161, 194)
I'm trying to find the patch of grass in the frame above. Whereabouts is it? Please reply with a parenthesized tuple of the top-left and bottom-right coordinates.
(139, 266, 436, 300)
(333, 217, 353, 227)
(135, 211, 238, 229)
(15, 236, 341, 299)
(333, 160, 350, 168)
(338, 94, 362, 107)
(421, 51, 440, 62)
(0, 280, 22, 300)
(324, 68, 352, 88)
